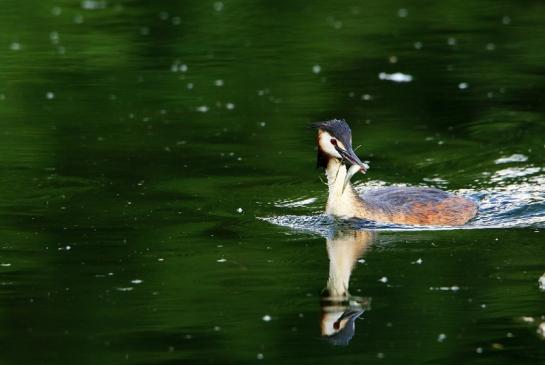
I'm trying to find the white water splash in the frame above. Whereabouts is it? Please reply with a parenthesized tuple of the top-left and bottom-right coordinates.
(495, 154, 528, 164)
(262, 171, 545, 234)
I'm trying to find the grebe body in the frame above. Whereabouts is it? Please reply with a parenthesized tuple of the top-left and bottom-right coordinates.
(315, 119, 478, 226)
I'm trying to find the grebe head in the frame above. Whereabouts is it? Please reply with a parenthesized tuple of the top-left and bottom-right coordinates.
(313, 119, 369, 186)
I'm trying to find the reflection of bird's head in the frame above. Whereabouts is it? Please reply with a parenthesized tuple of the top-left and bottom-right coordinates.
(320, 229, 374, 346)
(321, 307, 364, 346)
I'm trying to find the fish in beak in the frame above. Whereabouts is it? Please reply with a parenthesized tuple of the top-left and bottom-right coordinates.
(335, 145, 369, 193)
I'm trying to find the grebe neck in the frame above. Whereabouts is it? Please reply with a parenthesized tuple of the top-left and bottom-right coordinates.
(325, 159, 363, 218)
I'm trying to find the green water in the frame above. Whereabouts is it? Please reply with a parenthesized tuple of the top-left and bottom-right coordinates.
(1, 1, 545, 364)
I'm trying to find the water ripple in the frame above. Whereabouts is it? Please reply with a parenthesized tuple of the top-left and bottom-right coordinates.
(262, 174, 545, 234)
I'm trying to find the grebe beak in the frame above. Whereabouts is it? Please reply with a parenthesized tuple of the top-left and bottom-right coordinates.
(336, 146, 368, 174)
(336, 146, 369, 193)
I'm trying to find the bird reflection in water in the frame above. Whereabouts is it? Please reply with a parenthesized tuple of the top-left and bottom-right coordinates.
(321, 229, 374, 346)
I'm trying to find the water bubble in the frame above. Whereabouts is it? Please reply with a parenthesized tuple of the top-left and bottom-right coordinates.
(458, 82, 468, 90)
(447, 37, 457, 46)
(216, 258, 227, 263)
(196, 105, 208, 113)
(51, 6, 62, 16)
(10, 42, 21, 51)
(236, 207, 243, 213)
(437, 333, 447, 342)
(225, 102, 235, 110)
(81, 0, 107, 10)
(131, 279, 143, 284)
(214, 79, 224, 87)
(397, 8, 408, 17)
(502, 16, 511, 25)
(186, 83, 194, 90)
(414, 41, 423, 50)
(213, 1, 224, 11)
(379, 276, 388, 283)
(312, 65, 321, 74)
(74, 14, 84, 24)
(159, 11, 169, 20)
(257, 353, 264, 360)
(49, 32, 60, 44)
(172, 17, 181, 25)
(46, 92, 55, 100)
(262, 315, 272, 322)
(486, 43, 496, 51)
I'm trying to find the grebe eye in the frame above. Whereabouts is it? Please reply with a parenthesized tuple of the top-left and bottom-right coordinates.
(330, 139, 337, 145)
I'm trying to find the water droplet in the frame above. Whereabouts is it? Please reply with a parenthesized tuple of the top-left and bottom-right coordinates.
(81, 0, 107, 10)
(213, 1, 224, 11)
(312, 65, 321, 74)
(10, 42, 21, 51)
(397, 8, 408, 17)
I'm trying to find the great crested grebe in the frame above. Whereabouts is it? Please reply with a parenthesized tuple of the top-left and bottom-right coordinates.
(314, 119, 478, 226)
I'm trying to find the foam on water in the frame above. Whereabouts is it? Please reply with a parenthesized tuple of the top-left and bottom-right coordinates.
(262, 171, 545, 235)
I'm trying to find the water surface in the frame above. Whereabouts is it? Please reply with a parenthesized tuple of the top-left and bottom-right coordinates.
(1, 0, 545, 364)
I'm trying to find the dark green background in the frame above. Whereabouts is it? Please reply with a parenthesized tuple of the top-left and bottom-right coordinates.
(0, 0, 544, 364)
